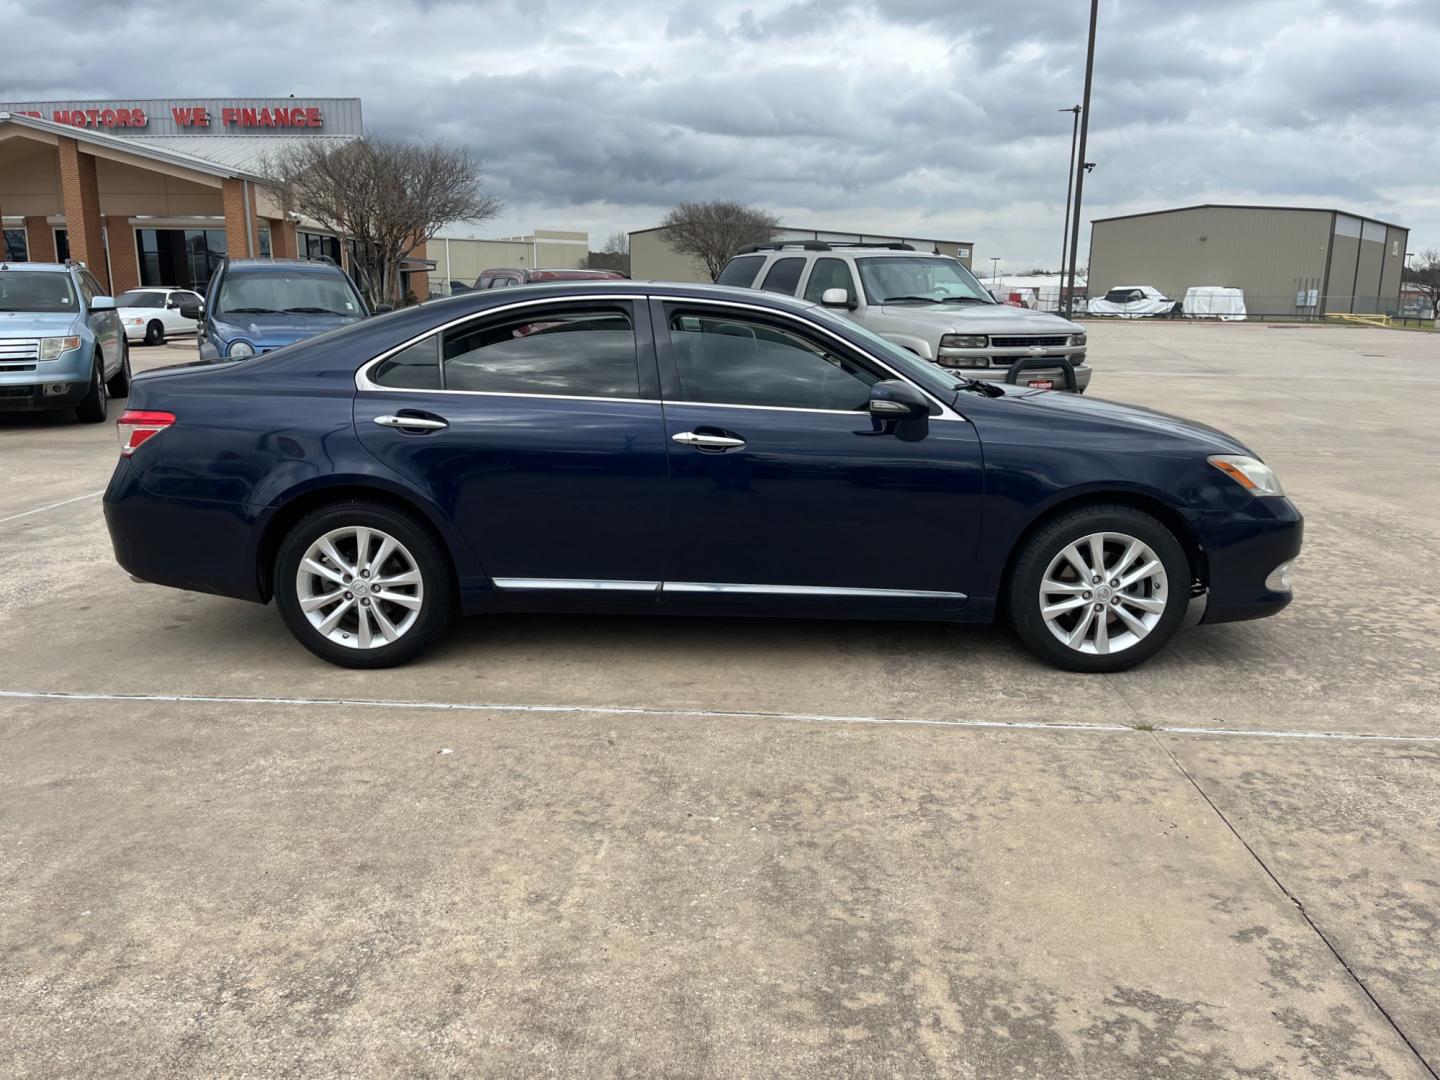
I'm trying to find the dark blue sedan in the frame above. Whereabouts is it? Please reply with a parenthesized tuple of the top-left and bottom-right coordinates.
(104, 282, 1302, 673)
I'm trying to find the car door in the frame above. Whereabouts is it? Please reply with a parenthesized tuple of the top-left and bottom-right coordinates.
(354, 295, 670, 591)
(78, 269, 120, 373)
(652, 299, 985, 607)
(161, 291, 193, 335)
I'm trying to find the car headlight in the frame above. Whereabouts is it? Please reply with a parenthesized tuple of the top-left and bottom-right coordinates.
(940, 334, 988, 349)
(228, 340, 256, 359)
(1208, 455, 1285, 496)
(39, 336, 81, 360)
(1070, 332, 1087, 347)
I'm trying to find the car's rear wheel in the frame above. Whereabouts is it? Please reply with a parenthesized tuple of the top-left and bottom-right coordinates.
(106, 340, 132, 398)
(1007, 505, 1189, 673)
(75, 355, 108, 423)
(144, 320, 165, 346)
(274, 501, 454, 668)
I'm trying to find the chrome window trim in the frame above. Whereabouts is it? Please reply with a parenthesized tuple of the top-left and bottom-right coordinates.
(492, 577, 660, 592)
(662, 581, 966, 600)
(354, 291, 964, 421)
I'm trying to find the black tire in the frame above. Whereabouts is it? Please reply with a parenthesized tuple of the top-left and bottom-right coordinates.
(75, 355, 108, 423)
(106, 340, 132, 398)
(274, 500, 455, 668)
(1007, 504, 1189, 673)
(144, 320, 165, 346)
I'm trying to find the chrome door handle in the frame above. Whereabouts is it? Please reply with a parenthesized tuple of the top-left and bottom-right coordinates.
(373, 414, 448, 431)
(672, 431, 746, 449)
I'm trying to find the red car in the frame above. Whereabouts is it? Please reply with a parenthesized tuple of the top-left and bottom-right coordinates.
(475, 267, 627, 290)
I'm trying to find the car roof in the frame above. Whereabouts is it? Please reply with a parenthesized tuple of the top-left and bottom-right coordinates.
(226, 258, 343, 273)
(739, 248, 953, 261)
(423, 277, 820, 313)
(0, 261, 71, 273)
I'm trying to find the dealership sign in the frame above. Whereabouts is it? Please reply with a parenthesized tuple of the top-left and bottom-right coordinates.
(8, 104, 326, 130)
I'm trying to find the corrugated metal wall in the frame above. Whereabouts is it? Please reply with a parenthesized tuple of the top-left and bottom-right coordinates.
(1088, 206, 1332, 314)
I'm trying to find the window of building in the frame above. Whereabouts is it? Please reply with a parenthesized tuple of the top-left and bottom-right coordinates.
(299, 232, 342, 265)
(136, 228, 226, 291)
(802, 258, 857, 304)
(258, 225, 272, 258)
(3, 228, 28, 262)
(54, 229, 69, 261)
(759, 257, 805, 295)
(715, 255, 766, 288)
(665, 308, 880, 411)
(440, 307, 639, 398)
(372, 335, 441, 390)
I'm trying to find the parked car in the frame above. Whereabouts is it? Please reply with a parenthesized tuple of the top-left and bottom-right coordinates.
(0, 260, 130, 422)
(476, 267, 628, 289)
(105, 281, 1301, 673)
(116, 287, 205, 345)
(195, 257, 372, 362)
(717, 243, 1091, 392)
(1088, 285, 1179, 318)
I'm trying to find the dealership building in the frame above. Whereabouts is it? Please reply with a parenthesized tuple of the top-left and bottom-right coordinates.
(0, 97, 436, 299)
(630, 224, 975, 283)
(1087, 204, 1410, 317)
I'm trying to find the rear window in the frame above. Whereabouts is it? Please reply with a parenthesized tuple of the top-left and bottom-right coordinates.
(117, 290, 167, 308)
(715, 256, 766, 289)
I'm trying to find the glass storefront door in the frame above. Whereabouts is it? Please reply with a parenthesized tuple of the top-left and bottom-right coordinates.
(136, 228, 227, 292)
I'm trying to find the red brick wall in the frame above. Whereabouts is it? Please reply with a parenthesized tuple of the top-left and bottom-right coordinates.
(222, 178, 256, 259)
(106, 217, 140, 294)
(57, 137, 108, 291)
(24, 217, 56, 262)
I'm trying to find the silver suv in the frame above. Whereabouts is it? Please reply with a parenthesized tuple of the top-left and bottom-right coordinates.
(716, 243, 1091, 392)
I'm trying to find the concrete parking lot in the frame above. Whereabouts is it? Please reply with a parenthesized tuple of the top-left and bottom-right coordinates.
(2, 321, 1437, 1078)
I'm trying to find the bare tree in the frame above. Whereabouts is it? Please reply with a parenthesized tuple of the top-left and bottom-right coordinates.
(658, 201, 780, 281)
(602, 231, 630, 255)
(261, 136, 502, 306)
(1402, 248, 1440, 319)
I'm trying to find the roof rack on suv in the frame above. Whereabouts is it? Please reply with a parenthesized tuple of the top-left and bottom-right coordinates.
(736, 240, 917, 254)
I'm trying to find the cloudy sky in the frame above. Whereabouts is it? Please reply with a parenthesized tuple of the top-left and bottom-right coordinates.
(6, 0, 1438, 268)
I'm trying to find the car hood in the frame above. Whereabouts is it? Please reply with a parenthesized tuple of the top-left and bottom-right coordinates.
(0, 310, 83, 336)
(212, 313, 360, 348)
(977, 384, 1257, 456)
(876, 302, 1080, 334)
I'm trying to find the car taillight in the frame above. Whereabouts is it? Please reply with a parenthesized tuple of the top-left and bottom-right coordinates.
(116, 409, 175, 456)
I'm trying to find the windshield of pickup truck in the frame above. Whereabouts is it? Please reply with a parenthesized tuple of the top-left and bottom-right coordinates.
(0, 270, 78, 313)
(217, 271, 364, 319)
(855, 257, 994, 306)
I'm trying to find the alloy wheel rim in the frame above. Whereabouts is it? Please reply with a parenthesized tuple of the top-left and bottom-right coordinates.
(295, 526, 424, 649)
(1039, 531, 1169, 655)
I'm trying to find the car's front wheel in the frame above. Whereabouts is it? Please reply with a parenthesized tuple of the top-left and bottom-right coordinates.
(75, 355, 108, 423)
(274, 501, 455, 668)
(106, 340, 132, 398)
(1007, 505, 1189, 673)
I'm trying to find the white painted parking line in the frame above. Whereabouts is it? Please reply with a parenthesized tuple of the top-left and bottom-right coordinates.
(1, 689, 1436, 744)
(0, 489, 106, 524)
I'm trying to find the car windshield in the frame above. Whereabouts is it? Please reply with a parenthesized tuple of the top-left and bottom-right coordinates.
(0, 270, 79, 313)
(217, 271, 363, 318)
(855, 257, 993, 305)
(117, 290, 167, 309)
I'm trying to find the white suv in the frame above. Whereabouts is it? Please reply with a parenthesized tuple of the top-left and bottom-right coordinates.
(717, 243, 1091, 392)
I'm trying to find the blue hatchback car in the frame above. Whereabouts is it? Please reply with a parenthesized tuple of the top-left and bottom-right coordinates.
(105, 282, 1302, 672)
(195, 256, 371, 362)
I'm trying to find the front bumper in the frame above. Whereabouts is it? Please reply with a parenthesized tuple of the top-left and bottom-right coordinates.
(0, 348, 92, 411)
(937, 346, 1091, 392)
(1193, 497, 1304, 624)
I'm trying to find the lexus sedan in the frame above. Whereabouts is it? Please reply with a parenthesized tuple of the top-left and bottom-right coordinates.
(104, 281, 1302, 673)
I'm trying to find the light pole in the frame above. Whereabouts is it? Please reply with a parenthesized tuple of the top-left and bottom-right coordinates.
(1065, 0, 1100, 316)
(1058, 105, 1081, 312)
(990, 257, 1001, 286)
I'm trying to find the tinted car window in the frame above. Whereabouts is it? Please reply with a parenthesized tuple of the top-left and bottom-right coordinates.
(666, 308, 880, 411)
(117, 290, 167, 308)
(715, 256, 766, 289)
(372, 334, 441, 390)
(759, 258, 805, 295)
(77, 272, 97, 305)
(442, 307, 639, 398)
(802, 258, 858, 304)
(0, 270, 78, 312)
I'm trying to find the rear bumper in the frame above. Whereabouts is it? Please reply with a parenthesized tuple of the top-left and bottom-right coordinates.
(1193, 498, 1304, 625)
(104, 457, 266, 603)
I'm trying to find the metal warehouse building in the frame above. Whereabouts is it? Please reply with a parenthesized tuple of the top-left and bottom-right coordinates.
(1087, 204, 1409, 318)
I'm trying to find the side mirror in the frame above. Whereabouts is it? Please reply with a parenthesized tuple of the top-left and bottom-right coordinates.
(373, 304, 394, 315)
(91, 296, 116, 311)
(867, 379, 930, 421)
(179, 300, 201, 320)
(821, 287, 856, 310)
